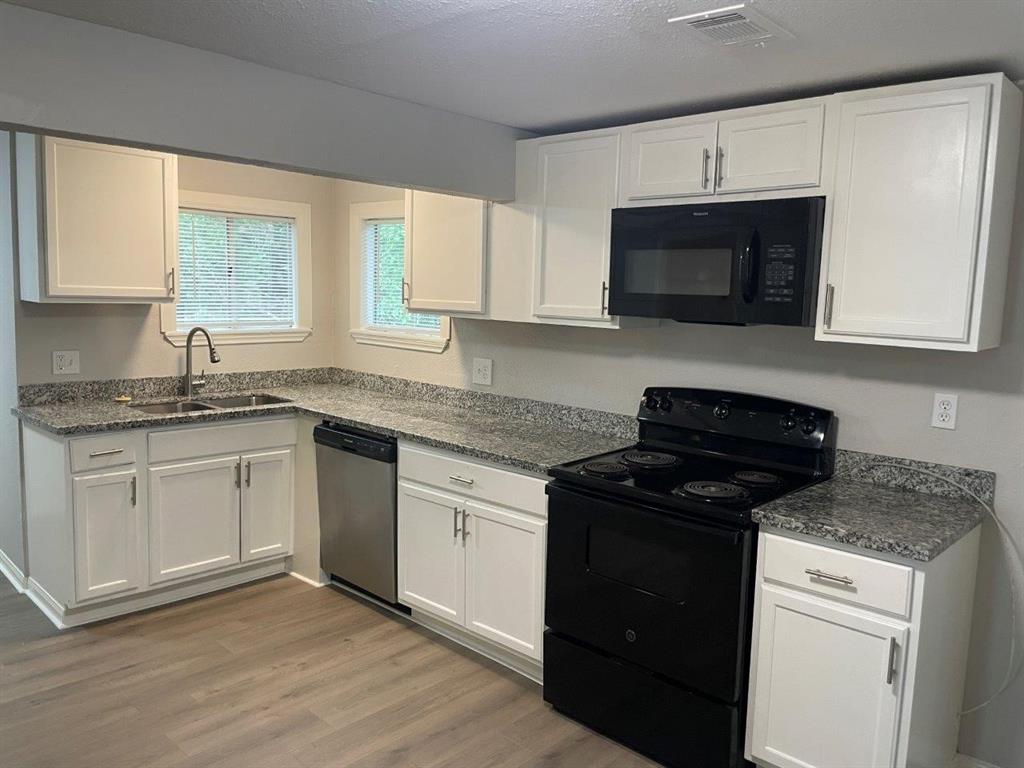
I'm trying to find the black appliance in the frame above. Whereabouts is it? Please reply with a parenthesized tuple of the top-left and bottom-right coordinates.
(609, 197, 825, 326)
(543, 387, 836, 768)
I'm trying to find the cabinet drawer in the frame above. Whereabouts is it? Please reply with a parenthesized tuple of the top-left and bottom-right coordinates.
(398, 443, 546, 518)
(149, 418, 296, 464)
(762, 533, 913, 618)
(70, 433, 139, 473)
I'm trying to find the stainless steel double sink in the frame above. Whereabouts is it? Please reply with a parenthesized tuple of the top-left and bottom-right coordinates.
(128, 394, 292, 415)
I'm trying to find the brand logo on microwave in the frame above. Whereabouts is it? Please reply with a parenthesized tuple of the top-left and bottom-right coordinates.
(692, 211, 709, 216)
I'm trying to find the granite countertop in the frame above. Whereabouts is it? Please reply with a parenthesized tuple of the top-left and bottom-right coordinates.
(13, 383, 633, 475)
(752, 475, 986, 562)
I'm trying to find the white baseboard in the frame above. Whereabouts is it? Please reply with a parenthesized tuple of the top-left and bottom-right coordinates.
(289, 570, 328, 588)
(0, 547, 27, 593)
(956, 754, 1003, 768)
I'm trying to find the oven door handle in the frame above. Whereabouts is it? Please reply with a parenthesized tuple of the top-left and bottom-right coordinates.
(739, 228, 759, 304)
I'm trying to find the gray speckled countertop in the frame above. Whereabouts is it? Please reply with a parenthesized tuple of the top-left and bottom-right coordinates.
(752, 476, 985, 562)
(13, 383, 632, 475)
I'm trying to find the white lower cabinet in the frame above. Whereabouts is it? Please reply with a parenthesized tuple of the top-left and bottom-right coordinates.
(241, 449, 295, 562)
(71, 468, 140, 602)
(747, 530, 982, 768)
(749, 586, 906, 768)
(148, 456, 242, 584)
(397, 443, 547, 661)
(463, 499, 546, 659)
(397, 482, 465, 624)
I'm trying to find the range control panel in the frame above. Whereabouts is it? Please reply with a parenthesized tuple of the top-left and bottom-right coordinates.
(637, 387, 835, 450)
(763, 243, 798, 304)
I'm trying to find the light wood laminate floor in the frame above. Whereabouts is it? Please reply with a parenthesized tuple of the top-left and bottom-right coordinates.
(0, 575, 658, 768)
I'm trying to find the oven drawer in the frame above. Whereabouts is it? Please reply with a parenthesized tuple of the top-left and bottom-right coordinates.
(762, 533, 913, 618)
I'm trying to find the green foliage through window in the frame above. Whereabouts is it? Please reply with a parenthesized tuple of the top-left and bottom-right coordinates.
(363, 219, 440, 332)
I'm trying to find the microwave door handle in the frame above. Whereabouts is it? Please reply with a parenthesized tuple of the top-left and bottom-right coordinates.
(740, 230, 759, 304)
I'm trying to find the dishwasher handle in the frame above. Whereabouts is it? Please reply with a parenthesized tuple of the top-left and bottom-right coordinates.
(313, 422, 397, 463)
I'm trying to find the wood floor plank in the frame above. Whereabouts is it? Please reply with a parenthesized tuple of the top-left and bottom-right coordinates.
(0, 575, 658, 768)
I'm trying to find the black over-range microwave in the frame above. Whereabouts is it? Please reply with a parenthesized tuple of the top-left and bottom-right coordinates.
(608, 197, 825, 326)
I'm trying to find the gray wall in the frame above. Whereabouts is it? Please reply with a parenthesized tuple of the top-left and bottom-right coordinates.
(0, 4, 525, 200)
(337, 127, 1024, 767)
(0, 131, 25, 575)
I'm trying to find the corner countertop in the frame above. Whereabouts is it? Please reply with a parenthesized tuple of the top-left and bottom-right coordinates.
(751, 475, 986, 562)
(13, 383, 633, 475)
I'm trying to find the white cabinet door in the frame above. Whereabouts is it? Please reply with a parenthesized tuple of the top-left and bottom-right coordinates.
(716, 105, 825, 193)
(533, 133, 619, 320)
(148, 456, 240, 584)
(405, 190, 488, 314)
(623, 120, 718, 200)
(397, 482, 465, 624)
(750, 586, 907, 768)
(241, 448, 294, 562)
(18, 135, 177, 302)
(463, 500, 546, 660)
(71, 469, 140, 602)
(822, 86, 990, 343)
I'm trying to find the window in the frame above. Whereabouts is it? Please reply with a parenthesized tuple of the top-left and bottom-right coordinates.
(349, 200, 450, 352)
(161, 191, 312, 346)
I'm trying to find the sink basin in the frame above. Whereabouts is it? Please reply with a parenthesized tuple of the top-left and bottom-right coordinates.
(130, 401, 217, 415)
(197, 394, 292, 408)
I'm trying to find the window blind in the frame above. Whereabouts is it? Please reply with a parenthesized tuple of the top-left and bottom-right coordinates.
(361, 218, 440, 332)
(177, 209, 298, 332)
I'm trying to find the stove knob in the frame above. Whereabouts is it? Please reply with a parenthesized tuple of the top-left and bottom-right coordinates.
(643, 395, 659, 410)
(801, 418, 818, 435)
(713, 403, 730, 420)
(658, 395, 673, 412)
(780, 414, 797, 431)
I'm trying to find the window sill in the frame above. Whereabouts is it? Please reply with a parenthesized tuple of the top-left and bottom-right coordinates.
(162, 328, 313, 347)
(350, 327, 450, 353)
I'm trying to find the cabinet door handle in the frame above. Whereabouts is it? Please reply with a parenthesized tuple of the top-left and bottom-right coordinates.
(448, 474, 475, 486)
(886, 637, 898, 684)
(804, 567, 854, 586)
(401, 279, 410, 305)
(823, 283, 836, 329)
(701, 148, 710, 190)
(130, 476, 137, 507)
(168, 267, 175, 296)
(89, 448, 124, 458)
(716, 146, 725, 187)
(461, 509, 470, 542)
(453, 506, 461, 538)
(245, 461, 252, 487)
(600, 281, 609, 316)
(235, 462, 241, 488)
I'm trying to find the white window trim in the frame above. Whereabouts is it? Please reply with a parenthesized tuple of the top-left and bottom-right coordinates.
(161, 190, 313, 346)
(348, 200, 450, 353)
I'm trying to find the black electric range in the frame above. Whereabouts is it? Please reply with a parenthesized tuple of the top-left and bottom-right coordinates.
(543, 387, 836, 768)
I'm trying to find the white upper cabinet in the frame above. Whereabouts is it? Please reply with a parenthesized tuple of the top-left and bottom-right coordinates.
(404, 189, 488, 315)
(717, 105, 825, 194)
(818, 75, 1021, 351)
(16, 134, 178, 303)
(623, 120, 718, 200)
(533, 132, 620, 321)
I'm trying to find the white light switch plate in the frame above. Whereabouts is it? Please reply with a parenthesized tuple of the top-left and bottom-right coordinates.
(472, 357, 493, 386)
(52, 350, 80, 375)
(931, 393, 958, 430)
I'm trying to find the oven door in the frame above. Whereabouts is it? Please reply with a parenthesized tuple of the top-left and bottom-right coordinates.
(609, 206, 759, 324)
(545, 483, 754, 704)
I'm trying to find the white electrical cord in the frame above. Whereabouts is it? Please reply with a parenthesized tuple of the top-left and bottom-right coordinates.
(850, 462, 1024, 716)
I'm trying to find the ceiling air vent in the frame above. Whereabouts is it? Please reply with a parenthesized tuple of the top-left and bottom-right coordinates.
(669, 4, 793, 47)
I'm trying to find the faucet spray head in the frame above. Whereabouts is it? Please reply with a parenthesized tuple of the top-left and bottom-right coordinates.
(209, 347, 221, 364)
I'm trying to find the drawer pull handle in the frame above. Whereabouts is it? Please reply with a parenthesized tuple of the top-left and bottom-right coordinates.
(804, 568, 854, 586)
(89, 448, 124, 458)
(448, 474, 475, 486)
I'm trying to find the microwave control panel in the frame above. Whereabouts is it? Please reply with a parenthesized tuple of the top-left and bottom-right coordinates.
(764, 244, 797, 303)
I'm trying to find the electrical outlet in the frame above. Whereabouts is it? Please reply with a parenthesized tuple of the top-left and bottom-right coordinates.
(931, 393, 958, 430)
(52, 350, 80, 375)
(472, 357, 493, 386)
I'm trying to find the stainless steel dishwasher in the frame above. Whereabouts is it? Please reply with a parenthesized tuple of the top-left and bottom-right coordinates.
(314, 421, 399, 605)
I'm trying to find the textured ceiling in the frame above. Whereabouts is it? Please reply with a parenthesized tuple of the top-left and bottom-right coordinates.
(5, 0, 1024, 132)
